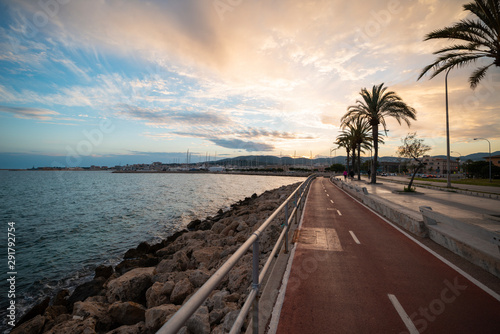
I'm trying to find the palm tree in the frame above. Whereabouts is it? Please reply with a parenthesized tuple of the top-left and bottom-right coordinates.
(341, 116, 373, 180)
(342, 83, 416, 184)
(335, 130, 355, 176)
(418, 0, 500, 89)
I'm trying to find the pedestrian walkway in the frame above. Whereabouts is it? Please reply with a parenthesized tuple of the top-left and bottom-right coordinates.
(347, 177, 500, 234)
(272, 178, 500, 333)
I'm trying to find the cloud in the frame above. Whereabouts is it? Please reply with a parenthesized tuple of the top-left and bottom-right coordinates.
(0, 105, 59, 120)
(209, 138, 274, 152)
(114, 103, 230, 126)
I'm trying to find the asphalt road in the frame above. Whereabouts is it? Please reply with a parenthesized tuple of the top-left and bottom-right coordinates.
(275, 178, 500, 333)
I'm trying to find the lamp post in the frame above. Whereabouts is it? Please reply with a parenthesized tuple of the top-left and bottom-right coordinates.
(445, 67, 452, 188)
(451, 150, 461, 174)
(330, 147, 338, 166)
(474, 138, 492, 182)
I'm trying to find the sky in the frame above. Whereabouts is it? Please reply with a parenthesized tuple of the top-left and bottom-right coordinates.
(0, 0, 499, 169)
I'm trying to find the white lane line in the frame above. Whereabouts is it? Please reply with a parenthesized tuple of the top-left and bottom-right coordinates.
(326, 194, 329, 197)
(349, 231, 360, 244)
(388, 294, 418, 334)
(337, 210, 342, 216)
(330, 200, 334, 204)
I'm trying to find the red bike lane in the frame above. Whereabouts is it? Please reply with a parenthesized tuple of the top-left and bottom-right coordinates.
(275, 178, 500, 333)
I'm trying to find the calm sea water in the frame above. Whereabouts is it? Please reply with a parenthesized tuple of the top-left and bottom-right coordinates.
(0, 170, 305, 330)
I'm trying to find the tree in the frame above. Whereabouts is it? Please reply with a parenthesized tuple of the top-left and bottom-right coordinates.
(397, 133, 431, 191)
(418, 0, 500, 89)
(327, 163, 345, 173)
(335, 130, 355, 174)
(342, 83, 417, 184)
(341, 116, 373, 180)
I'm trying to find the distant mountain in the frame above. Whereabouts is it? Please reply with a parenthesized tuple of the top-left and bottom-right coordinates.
(213, 152, 499, 167)
(434, 151, 500, 161)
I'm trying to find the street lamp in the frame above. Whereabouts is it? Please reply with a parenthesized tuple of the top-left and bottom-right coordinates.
(474, 138, 492, 182)
(445, 67, 452, 188)
(451, 150, 461, 173)
(330, 147, 338, 165)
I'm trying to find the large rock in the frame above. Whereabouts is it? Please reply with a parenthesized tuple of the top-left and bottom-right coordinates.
(94, 265, 114, 280)
(222, 310, 240, 332)
(10, 315, 45, 334)
(170, 278, 193, 305)
(123, 241, 151, 259)
(114, 256, 158, 276)
(144, 304, 180, 332)
(107, 267, 155, 305)
(16, 297, 50, 326)
(68, 277, 106, 308)
(108, 301, 145, 326)
(73, 300, 113, 332)
(156, 258, 179, 274)
(191, 246, 222, 270)
(146, 281, 175, 308)
(44, 317, 97, 334)
(105, 321, 145, 334)
(173, 250, 189, 271)
(188, 269, 210, 288)
(186, 306, 210, 334)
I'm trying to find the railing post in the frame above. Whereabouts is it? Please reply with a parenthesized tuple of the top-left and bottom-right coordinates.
(284, 202, 289, 253)
(252, 238, 260, 334)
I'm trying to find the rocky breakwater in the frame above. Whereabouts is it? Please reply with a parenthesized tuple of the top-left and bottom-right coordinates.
(12, 182, 302, 334)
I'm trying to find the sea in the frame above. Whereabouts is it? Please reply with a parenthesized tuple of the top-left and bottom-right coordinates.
(0, 170, 305, 331)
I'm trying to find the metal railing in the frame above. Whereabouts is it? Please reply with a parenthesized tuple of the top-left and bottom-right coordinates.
(157, 174, 315, 334)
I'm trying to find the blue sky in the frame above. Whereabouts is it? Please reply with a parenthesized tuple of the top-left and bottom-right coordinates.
(1, 0, 499, 169)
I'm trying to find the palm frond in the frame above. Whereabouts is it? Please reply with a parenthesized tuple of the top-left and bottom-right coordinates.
(470, 62, 494, 88)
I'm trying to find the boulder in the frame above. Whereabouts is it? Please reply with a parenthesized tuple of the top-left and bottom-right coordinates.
(146, 281, 175, 308)
(108, 301, 145, 326)
(156, 259, 179, 274)
(44, 305, 68, 321)
(114, 256, 158, 276)
(222, 310, 240, 332)
(173, 250, 189, 271)
(191, 246, 222, 270)
(105, 321, 145, 334)
(186, 306, 210, 334)
(107, 267, 155, 305)
(188, 269, 210, 288)
(144, 304, 180, 332)
(10, 315, 45, 334)
(123, 241, 151, 259)
(44, 317, 97, 334)
(52, 289, 69, 307)
(95, 265, 114, 280)
(73, 300, 113, 332)
(170, 278, 193, 305)
(67, 277, 106, 308)
(16, 297, 49, 326)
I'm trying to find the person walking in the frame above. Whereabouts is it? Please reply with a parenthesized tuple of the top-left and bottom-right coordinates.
(343, 170, 348, 181)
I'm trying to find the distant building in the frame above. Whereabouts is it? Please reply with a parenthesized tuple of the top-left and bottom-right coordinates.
(419, 155, 459, 175)
(484, 155, 500, 167)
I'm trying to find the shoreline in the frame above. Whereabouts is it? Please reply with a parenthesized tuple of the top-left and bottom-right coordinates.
(11, 182, 301, 334)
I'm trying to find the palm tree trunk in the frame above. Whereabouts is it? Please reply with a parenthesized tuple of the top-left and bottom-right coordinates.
(357, 144, 361, 180)
(346, 149, 350, 174)
(371, 125, 378, 184)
